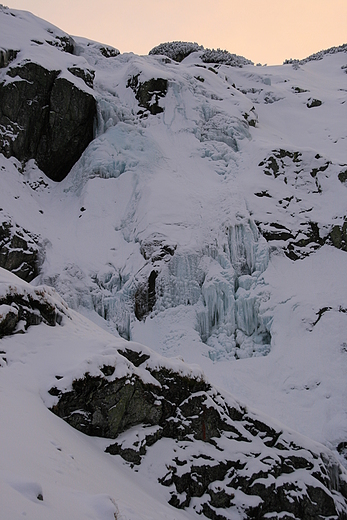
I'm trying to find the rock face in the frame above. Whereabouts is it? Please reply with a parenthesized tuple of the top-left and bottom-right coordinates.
(0, 220, 42, 282)
(253, 149, 347, 259)
(50, 344, 347, 520)
(0, 271, 67, 339)
(127, 74, 168, 116)
(0, 61, 96, 181)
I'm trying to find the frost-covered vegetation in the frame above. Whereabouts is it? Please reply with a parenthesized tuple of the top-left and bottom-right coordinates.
(149, 40, 253, 66)
(284, 42, 347, 65)
(201, 47, 253, 66)
(149, 41, 203, 62)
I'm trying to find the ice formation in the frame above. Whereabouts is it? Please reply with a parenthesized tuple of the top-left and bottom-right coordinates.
(90, 217, 272, 361)
(2, 8, 347, 488)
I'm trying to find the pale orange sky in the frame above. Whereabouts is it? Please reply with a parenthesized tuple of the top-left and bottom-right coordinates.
(7, 0, 347, 64)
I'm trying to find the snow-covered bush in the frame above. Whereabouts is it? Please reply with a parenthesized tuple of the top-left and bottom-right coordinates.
(149, 41, 253, 67)
(149, 41, 203, 62)
(201, 48, 253, 67)
(284, 43, 347, 65)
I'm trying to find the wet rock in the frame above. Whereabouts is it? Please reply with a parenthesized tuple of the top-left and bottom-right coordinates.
(134, 270, 158, 321)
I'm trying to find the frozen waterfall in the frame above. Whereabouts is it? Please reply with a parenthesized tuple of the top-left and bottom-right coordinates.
(96, 218, 272, 360)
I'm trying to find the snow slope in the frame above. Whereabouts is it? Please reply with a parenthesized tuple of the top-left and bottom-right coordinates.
(1, 5, 347, 517)
(0, 269, 195, 520)
(1, 268, 347, 520)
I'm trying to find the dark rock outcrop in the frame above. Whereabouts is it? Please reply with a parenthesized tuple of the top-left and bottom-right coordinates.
(0, 280, 66, 338)
(307, 98, 322, 108)
(127, 74, 168, 116)
(134, 270, 158, 321)
(0, 220, 43, 282)
(0, 61, 96, 181)
(0, 49, 19, 68)
(338, 169, 347, 184)
(255, 149, 347, 259)
(133, 238, 176, 321)
(329, 220, 347, 251)
(67, 66, 95, 88)
(50, 344, 347, 520)
(98, 46, 119, 58)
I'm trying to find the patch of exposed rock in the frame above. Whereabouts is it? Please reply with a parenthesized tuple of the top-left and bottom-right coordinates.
(0, 219, 43, 282)
(0, 268, 68, 339)
(0, 61, 96, 181)
(254, 149, 347, 259)
(50, 344, 347, 520)
(127, 74, 168, 116)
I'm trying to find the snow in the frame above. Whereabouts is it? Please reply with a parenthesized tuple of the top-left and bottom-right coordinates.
(0, 4, 98, 95)
(1, 4, 347, 518)
(0, 270, 204, 520)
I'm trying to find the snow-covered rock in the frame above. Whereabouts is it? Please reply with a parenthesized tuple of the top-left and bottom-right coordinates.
(1, 5, 347, 519)
(0, 5, 97, 181)
(51, 341, 347, 519)
(1, 267, 347, 519)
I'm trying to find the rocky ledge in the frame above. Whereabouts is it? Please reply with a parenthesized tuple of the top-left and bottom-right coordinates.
(50, 342, 347, 520)
(0, 268, 68, 339)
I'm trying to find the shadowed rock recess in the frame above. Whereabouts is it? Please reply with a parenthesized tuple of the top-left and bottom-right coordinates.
(50, 346, 347, 520)
(0, 60, 96, 181)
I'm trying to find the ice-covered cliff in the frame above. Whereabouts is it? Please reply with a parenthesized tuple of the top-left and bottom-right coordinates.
(1, 5, 347, 519)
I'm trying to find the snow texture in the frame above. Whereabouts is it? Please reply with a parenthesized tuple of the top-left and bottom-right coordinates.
(1, 5, 347, 519)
